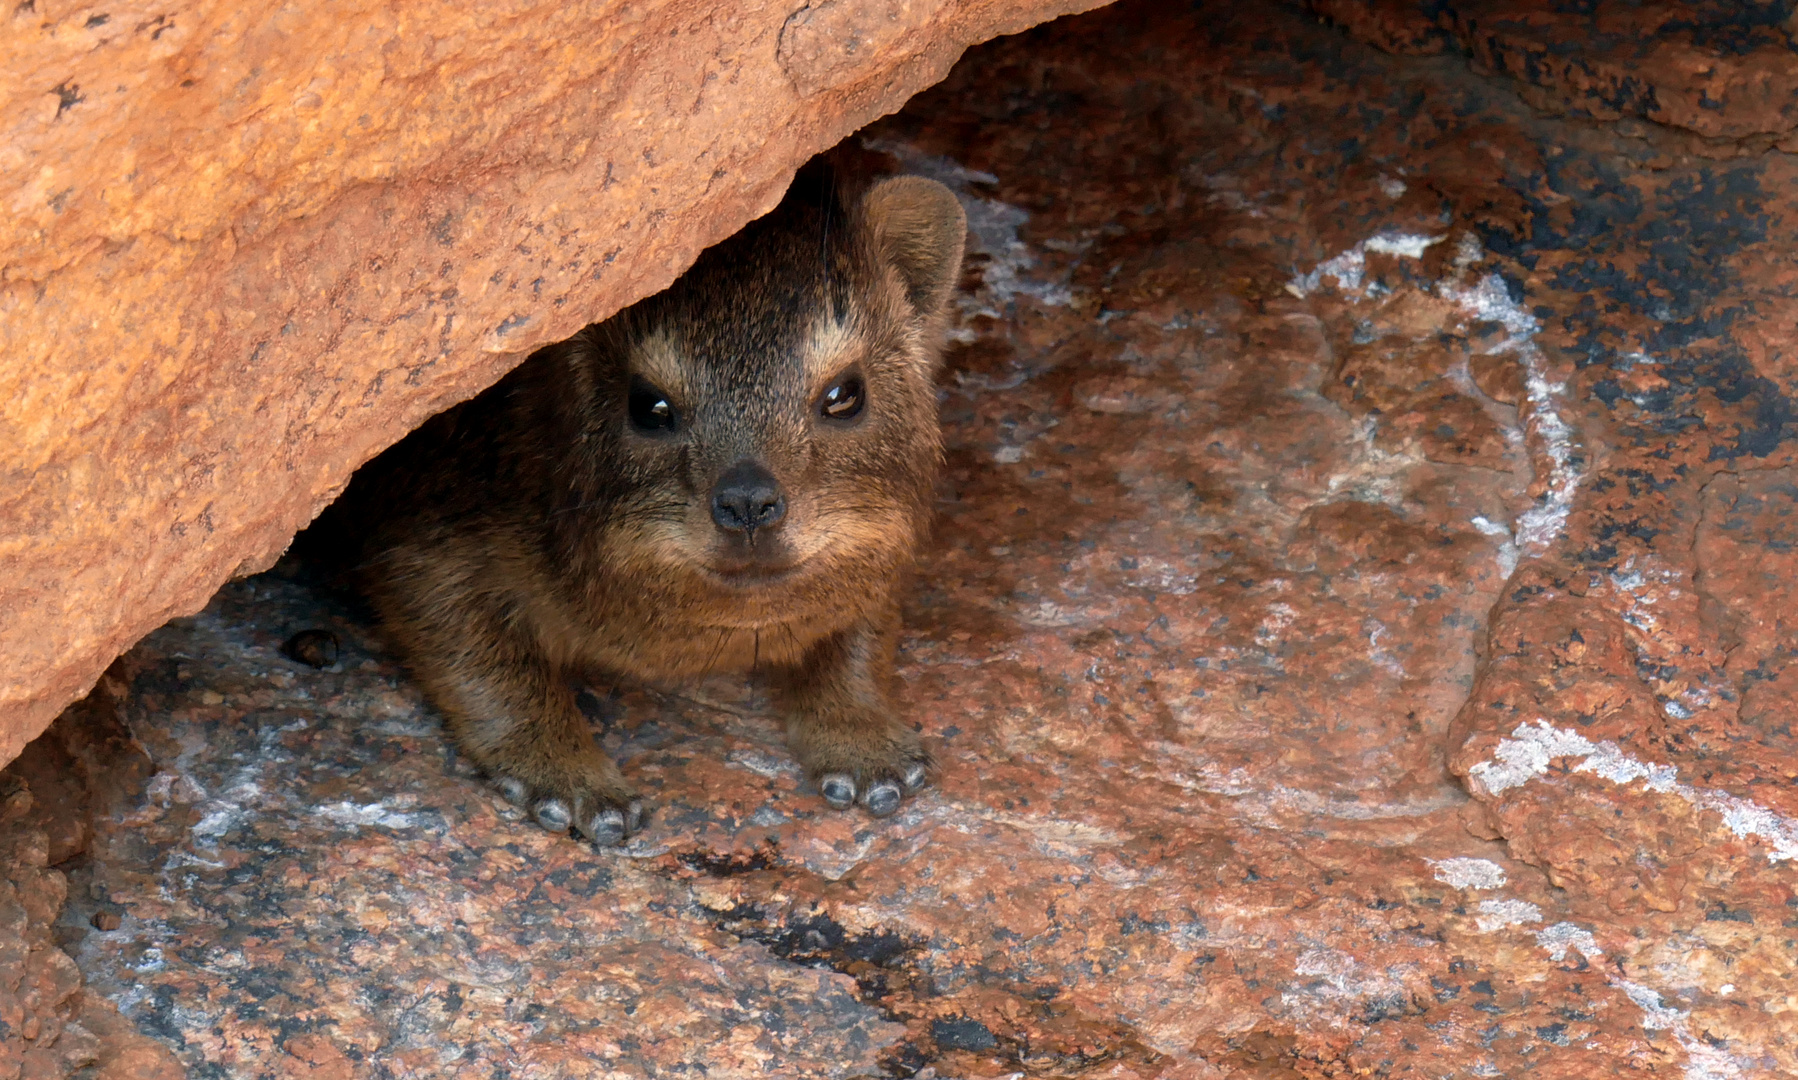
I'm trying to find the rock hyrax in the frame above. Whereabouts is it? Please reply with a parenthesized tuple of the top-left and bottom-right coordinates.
(345, 166, 966, 845)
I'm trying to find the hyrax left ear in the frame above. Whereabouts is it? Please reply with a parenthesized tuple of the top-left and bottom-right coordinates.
(860, 176, 967, 322)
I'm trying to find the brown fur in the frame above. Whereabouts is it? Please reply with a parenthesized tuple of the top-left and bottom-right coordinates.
(336, 166, 966, 843)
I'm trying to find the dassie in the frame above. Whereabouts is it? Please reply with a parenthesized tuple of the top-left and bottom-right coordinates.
(339, 164, 967, 845)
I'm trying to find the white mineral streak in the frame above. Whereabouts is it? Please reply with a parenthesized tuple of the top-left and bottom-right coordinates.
(1507, 917, 1750, 1078)
(1615, 981, 1748, 1080)
(1468, 721, 1798, 863)
(1287, 232, 1581, 553)
(180, 674, 311, 846)
(1534, 922, 1601, 963)
(1469, 515, 1520, 577)
(1606, 557, 1716, 722)
(1285, 231, 1444, 297)
(314, 799, 422, 831)
(1475, 898, 1543, 931)
(1618, 980, 1688, 1029)
(1365, 233, 1442, 258)
(1293, 886, 1747, 1076)
(1428, 857, 1507, 890)
(1281, 946, 1413, 1023)
(1292, 948, 1363, 994)
(1436, 265, 1580, 552)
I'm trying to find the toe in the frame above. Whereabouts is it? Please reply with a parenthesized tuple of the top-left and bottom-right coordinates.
(862, 781, 903, 817)
(625, 800, 647, 834)
(584, 808, 627, 846)
(902, 762, 929, 791)
(820, 773, 856, 809)
(495, 776, 528, 805)
(534, 798, 572, 831)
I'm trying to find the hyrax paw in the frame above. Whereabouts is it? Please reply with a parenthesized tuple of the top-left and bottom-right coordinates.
(580, 800, 648, 846)
(490, 773, 644, 847)
(812, 753, 931, 819)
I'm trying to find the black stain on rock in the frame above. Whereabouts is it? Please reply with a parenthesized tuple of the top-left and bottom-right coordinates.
(50, 80, 85, 117)
(931, 1015, 998, 1051)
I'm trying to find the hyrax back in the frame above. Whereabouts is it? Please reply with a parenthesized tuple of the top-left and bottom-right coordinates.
(353, 169, 967, 845)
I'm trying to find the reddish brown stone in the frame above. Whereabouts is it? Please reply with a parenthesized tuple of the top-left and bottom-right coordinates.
(1308, 0, 1452, 55)
(0, 0, 1110, 770)
(282, 1034, 357, 1080)
(21, 0, 1798, 1076)
(5, 738, 89, 869)
(1315, 0, 1798, 141)
(0, 749, 181, 1080)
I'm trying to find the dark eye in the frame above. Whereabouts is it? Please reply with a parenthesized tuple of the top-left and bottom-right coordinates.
(818, 372, 865, 422)
(628, 377, 676, 432)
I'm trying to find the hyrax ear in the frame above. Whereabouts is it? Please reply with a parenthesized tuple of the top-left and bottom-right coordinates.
(860, 176, 967, 322)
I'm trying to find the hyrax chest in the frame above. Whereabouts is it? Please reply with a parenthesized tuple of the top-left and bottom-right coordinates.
(531, 575, 875, 681)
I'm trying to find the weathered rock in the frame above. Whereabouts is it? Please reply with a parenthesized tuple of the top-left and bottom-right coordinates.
(22, 0, 1798, 1076)
(1272, 1, 1798, 1071)
(1311, 0, 1798, 144)
(0, 676, 182, 1080)
(0, 0, 1111, 767)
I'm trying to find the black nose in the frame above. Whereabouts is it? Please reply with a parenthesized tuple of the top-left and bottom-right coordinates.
(710, 460, 787, 538)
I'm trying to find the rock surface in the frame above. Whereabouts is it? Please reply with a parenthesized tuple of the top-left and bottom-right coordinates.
(0, 0, 1110, 766)
(1309, 0, 1798, 143)
(20, 0, 1798, 1076)
(1, 675, 186, 1080)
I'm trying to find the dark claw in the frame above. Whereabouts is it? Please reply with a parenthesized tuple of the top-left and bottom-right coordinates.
(495, 777, 528, 805)
(902, 762, 928, 791)
(863, 781, 903, 817)
(820, 774, 856, 809)
(625, 800, 646, 834)
(585, 809, 627, 846)
(534, 798, 572, 831)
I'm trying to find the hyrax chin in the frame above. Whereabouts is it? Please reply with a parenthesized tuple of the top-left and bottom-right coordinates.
(350, 168, 966, 846)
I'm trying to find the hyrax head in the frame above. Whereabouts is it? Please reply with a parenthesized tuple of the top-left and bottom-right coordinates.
(552, 171, 967, 620)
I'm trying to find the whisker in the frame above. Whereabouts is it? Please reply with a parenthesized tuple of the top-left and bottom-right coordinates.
(700, 625, 733, 677)
(555, 497, 690, 519)
(775, 621, 803, 667)
(812, 500, 909, 514)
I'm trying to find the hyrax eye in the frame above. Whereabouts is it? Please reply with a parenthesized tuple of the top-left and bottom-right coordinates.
(627, 377, 677, 432)
(817, 371, 865, 422)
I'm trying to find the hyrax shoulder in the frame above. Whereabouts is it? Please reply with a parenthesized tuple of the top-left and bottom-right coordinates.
(349, 165, 967, 844)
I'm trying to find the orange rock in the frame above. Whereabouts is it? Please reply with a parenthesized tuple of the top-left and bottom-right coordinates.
(283, 1034, 354, 1080)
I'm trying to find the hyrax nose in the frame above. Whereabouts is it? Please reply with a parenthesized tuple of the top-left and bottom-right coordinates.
(709, 460, 787, 538)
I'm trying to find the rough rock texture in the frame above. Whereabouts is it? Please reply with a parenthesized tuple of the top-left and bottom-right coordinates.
(0, 781, 92, 1080)
(1309, 0, 1798, 143)
(20, 0, 1798, 1076)
(0, 0, 1111, 765)
(1, 678, 185, 1080)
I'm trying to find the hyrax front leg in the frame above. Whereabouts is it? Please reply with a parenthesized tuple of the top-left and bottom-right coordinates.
(778, 611, 931, 817)
(379, 584, 643, 845)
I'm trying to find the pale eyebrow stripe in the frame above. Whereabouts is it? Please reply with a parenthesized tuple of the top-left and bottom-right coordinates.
(630, 330, 691, 399)
(802, 314, 861, 394)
